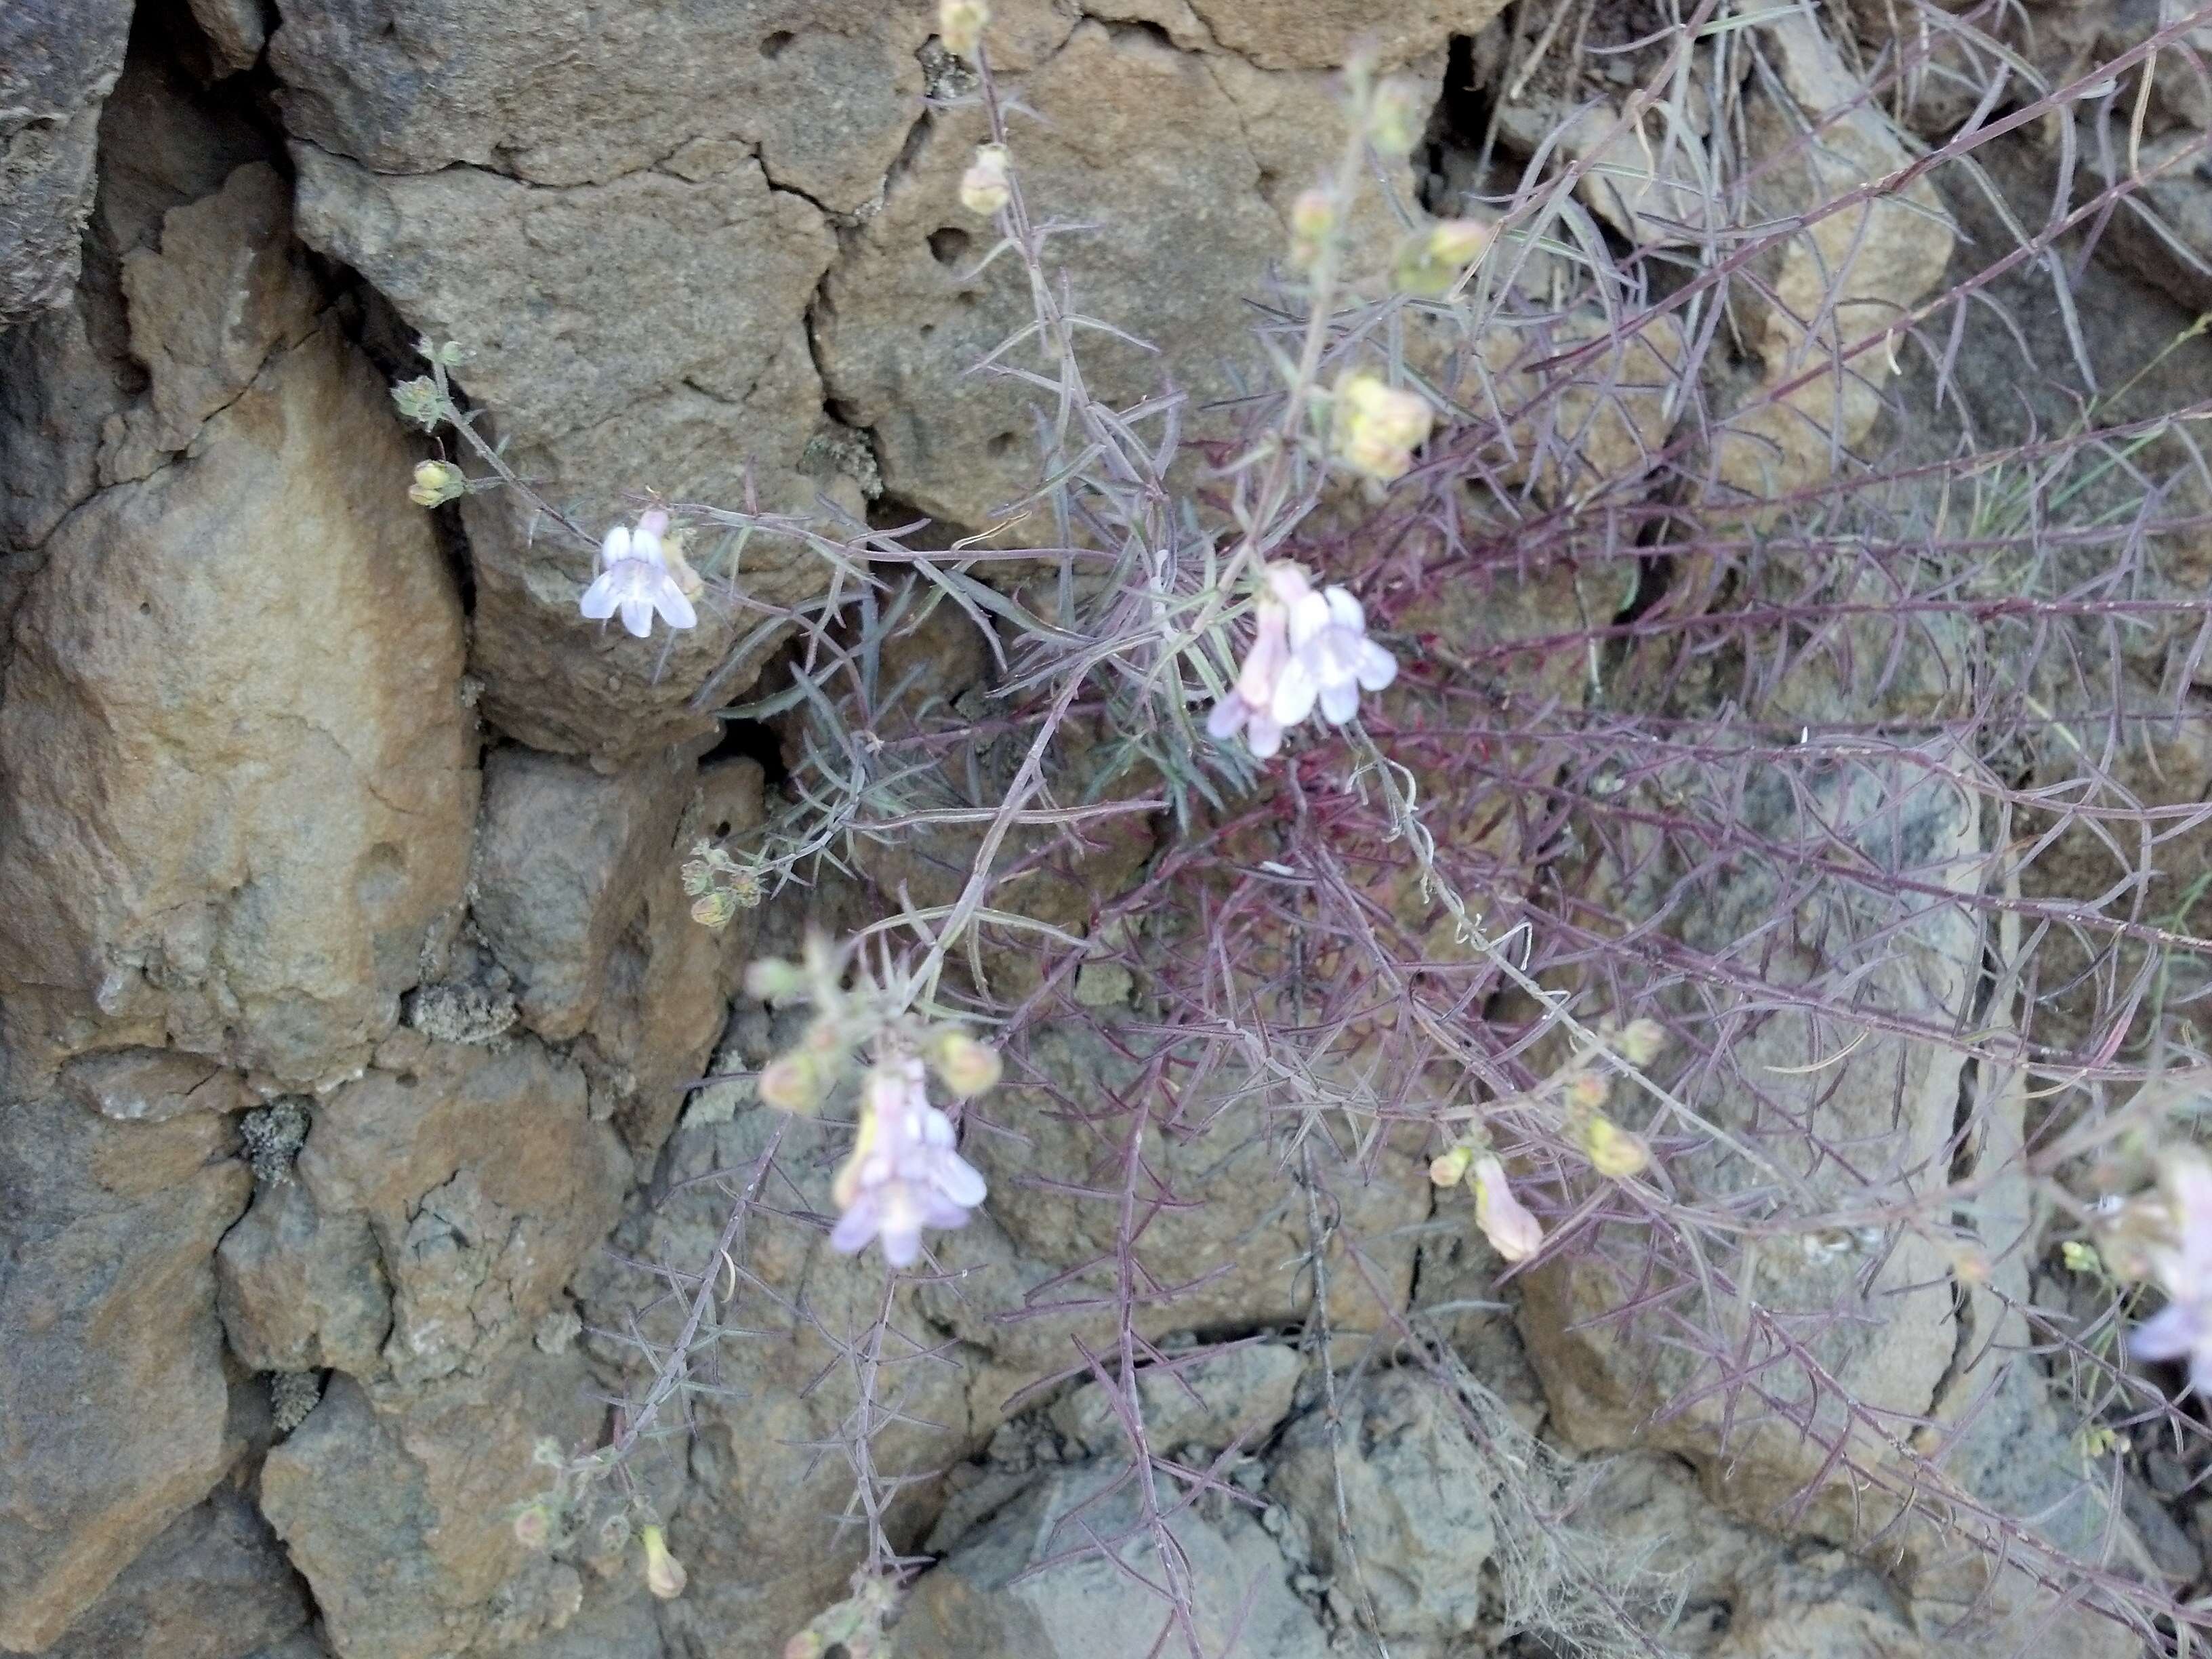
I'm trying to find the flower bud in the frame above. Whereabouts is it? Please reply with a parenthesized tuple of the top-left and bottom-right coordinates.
(1368, 77, 1427, 155)
(1288, 187, 1337, 269)
(512, 1503, 554, 1550)
(1616, 1018, 1666, 1068)
(928, 1029, 1003, 1099)
(1393, 218, 1492, 297)
(1562, 1069, 1609, 1113)
(959, 144, 1011, 217)
(530, 1436, 565, 1469)
(745, 958, 807, 1003)
(758, 1052, 825, 1113)
(1471, 1155, 1544, 1263)
(939, 0, 989, 58)
(642, 1524, 687, 1600)
(1580, 1115, 1650, 1179)
(1429, 1145, 1473, 1187)
(407, 459, 465, 508)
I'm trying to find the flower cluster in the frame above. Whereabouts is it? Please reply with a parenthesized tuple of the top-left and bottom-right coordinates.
(1208, 562, 1397, 758)
(744, 941, 998, 1267)
(579, 508, 699, 640)
(830, 1054, 990, 1268)
(408, 459, 464, 508)
(1332, 373, 1435, 482)
(680, 840, 764, 929)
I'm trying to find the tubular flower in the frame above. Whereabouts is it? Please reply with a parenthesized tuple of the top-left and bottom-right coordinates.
(580, 508, 698, 640)
(830, 1057, 987, 1269)
(1471, 1154, 1544, 1263)
(1208, 563, 1396, 757)
(2131, 1150, 2212, 1394)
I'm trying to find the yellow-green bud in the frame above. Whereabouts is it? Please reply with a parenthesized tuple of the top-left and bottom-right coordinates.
(928, 1029, 1002, 1099)
(2060, 1240, 2101, 1275)
(939, 0, 989, 58)
(1563, 1069, 1609, 1113)
(758, 1052, 824, 1113)
(959, 144, 1011, 217)
(1428, 1145, 1474, 1187)
(407, 459, 464, 508)
(642, 1525, 687, 1600)
(1368, 77, 1427, 155)
(1580, 1115, 1650, 1179)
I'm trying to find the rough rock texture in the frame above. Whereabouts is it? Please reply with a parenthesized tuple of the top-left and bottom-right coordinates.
(1050, 1341, 1302, 1456)
(891, 1460, 1330, 1659)
(1713, 14, 1955, 499)
(0, 0, 134, 325)
(261, 1361, 598, 1659)
(41, 1487, 312, 1659)
(0, 1098, 251, 1651)
(3, 3, 2208, 1656)
(923, 1022, 1433, 1383)
(1269, 1372, 1497, 1647)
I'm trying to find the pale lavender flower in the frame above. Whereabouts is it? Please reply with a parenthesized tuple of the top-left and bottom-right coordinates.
(1276, 578, 1397, 727)
(1209, 563, 1396, 758)
(830, 1057, 987, 1269)
(580, 508, 698, 640)
(2131, 1150, 2212, 1394)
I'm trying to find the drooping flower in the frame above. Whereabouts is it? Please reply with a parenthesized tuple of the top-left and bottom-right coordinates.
(1208, 563, 1397, 758)
(579, 508, 698, 640)
(830, 1057, 987, 1269)
(1471, 1154, 1544, 1263)
(640, 1524, 687, 1601)
(2131, 1150, 2212, 1394)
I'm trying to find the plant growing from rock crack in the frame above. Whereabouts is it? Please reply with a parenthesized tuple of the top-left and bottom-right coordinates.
(398, 0, 2212, 1650)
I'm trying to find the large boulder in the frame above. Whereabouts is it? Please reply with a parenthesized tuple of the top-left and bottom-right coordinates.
(0, 157, 476, 1094)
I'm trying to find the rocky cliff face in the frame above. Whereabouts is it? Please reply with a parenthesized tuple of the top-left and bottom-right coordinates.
(1, 3, 2209, 1658)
